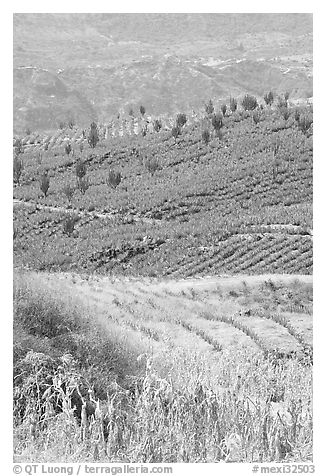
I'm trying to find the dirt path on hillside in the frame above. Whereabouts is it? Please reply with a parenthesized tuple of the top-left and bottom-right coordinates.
(46, 270, 312, 295)
(13, 198, 157, 224)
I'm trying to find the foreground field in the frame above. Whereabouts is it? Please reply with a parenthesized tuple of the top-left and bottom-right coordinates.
(13, 271, 313, 463)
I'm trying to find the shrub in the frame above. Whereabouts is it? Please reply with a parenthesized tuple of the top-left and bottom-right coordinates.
(77, 176, 90, 195)
(65, 143, 72, 156)
(106, 170, 122, 189)
(230, 97, 237, 112)
(13, 156, 24, 184)
(141, 125, 148, 137)
(294, 108, 301, 122)
(39, 172, 50, 198)
(76, 159, 87, 180)
(88, 122, 99, 149)
(62, 183, 75, 202)
(212, 113, 223, 132)
(153, 119, 162, 132)
(144, 157, 160, 176)
(202, 129, 210, 145)
(264, 91, 274, 106)
(277, 95, 288, 109)
(63, 214, 79, 236)
(298, 114, 313, 134)
(252, 110, 262, 124)
(140, 105, 146, 117)
(171, 126, 181, 142)
(176, 113, 187, 128)
(221, 104, 227, 116)
(14, 138, 24, 155)
(205, 99, 214, 116)
(242, 94, 258, 111)
(279, 106, 290, 121)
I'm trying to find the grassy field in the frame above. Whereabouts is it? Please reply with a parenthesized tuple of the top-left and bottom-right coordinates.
(13, 271, 313, 463)
(13, 101, 313, 277)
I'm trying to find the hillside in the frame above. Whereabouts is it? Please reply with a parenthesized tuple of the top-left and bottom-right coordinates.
(13, 100, 313, 277)
(13, 13, 312, 133)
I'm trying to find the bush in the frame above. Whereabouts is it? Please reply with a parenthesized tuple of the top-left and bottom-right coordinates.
(144, 157, 160, 176)
(242, 94, 258, 111)
(153, 119, 162, 132)
(252, 110, 262, 124)
(76, 159, 87, 180)
(171, 126, 181, 142)
(140, 105, 146, 117)
(277, 95, 288, 109)
(298, 114, 313, 134)
(88, 122, 99, 149)
(106, 170, 122, 189)
(63, 214, 79, 236)
(221, 104, 227, 116)
(65, 143, 72, 156)
(14, 138, 24, 155)
(212, 113, 223, 132)
(230, 97, 237, 113)
(39, 172, 50, 198)
(202, 129, 210, 145)
(62, 183, 75, 202)
(77, 176, 90, 195)
(205, 99, 214, 116)
(13, 156, 24, 184)
(264, 91, 274, 106)
(279, 106, 290, 121)
(176, 113, 187, 128)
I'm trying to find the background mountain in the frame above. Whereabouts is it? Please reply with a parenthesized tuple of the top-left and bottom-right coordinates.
(13, 13, 313, 133)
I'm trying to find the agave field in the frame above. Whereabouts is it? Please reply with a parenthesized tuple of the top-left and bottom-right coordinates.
(13, 101, 313, 277)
